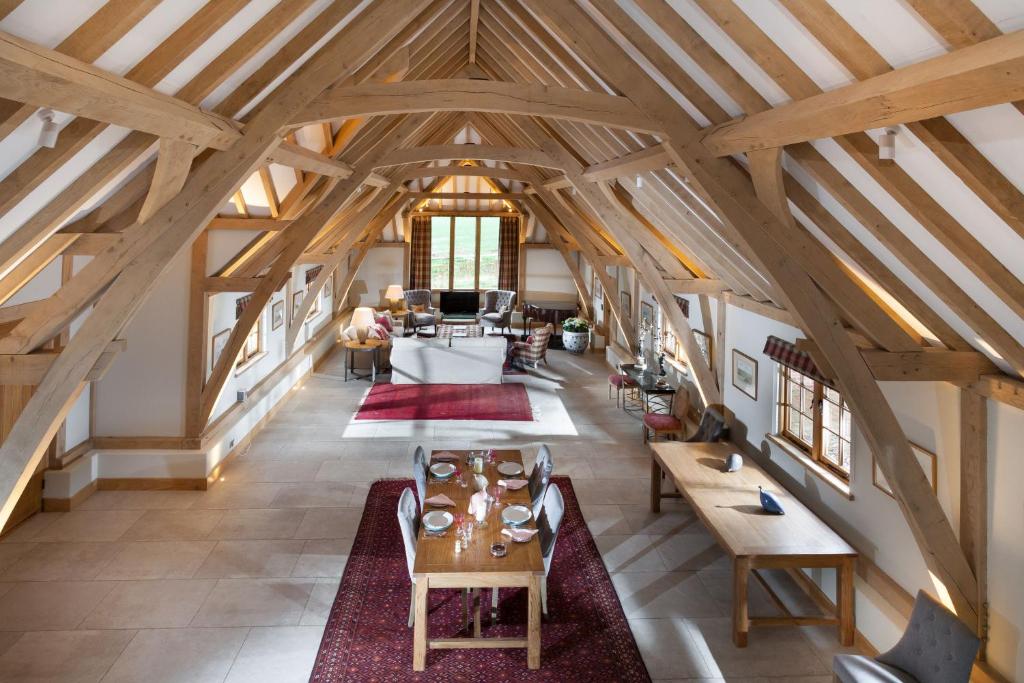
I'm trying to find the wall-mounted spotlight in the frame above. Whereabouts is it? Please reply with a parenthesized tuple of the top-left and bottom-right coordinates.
(38, 109, 59, 148)
(878, 127, 898, 162)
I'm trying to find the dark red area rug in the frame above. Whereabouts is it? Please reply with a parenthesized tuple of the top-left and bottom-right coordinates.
(309, 477, 651, 682)
(355, 383, 532, 421)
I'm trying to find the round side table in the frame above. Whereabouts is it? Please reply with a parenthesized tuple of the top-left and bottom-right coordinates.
(344, 339, 384, 382)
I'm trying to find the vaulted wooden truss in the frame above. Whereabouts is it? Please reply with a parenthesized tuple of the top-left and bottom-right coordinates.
(0, 0, 1022, 653)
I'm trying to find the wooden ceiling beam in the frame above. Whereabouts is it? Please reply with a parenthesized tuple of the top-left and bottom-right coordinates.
(294, 79, 664, 133)
(702, 30, 1024, 155)
(468, 0, 480, 64)
(0, 0, 433, 532)
(530, 0, 979, 624)
(377, 144, 557, 168)
(406, 192, 524, 200)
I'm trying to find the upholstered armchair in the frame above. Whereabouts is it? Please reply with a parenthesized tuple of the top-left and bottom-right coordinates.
(479, 289, 516, 334)
(403, 289, 437, 333)
(833, 590, 980, 683)
(512, 323, 553, 369)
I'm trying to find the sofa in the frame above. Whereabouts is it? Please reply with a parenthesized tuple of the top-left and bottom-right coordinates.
(390, 336, 506, 384)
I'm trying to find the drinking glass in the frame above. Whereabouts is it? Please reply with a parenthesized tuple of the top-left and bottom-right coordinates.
(462, 519, 474, 544)
(490, 484, 503, 509)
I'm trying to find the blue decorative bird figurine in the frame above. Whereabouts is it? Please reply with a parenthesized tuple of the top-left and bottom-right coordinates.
(758, 486, 785, 515)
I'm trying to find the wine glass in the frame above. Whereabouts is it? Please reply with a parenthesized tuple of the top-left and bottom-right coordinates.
(490, 484, 503, 509)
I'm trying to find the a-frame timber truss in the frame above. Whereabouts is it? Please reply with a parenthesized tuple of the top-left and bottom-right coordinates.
(0, 1, 1022, 663)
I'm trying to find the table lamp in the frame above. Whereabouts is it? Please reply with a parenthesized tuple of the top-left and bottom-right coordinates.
(350, 307, 375, 344)
(384, 284, 404, 313)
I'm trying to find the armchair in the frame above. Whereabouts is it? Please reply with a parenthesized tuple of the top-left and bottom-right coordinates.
(403, 289, 437, 333)
(511, 323, 553, 369)
(479, 289, 516, 334)
(833, 590, 979, 682)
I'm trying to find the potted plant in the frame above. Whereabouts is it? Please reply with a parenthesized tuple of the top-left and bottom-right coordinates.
(561, 317, 591, 354)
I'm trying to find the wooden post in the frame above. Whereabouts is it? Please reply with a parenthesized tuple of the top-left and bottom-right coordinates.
(960, 388, 988, 656)
(184, 231, 209, 438)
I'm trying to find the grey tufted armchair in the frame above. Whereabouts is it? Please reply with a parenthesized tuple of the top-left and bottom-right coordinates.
(479, 289, 516, 334)
(833, 590, 980, 683)
(403, 289, 437, 333)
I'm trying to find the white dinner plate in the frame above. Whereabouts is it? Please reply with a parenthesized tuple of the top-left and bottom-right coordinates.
(501, 504, 531, 527)
(423, 510, 454, 532)
(496, 461, 524, 477)
(429, 462, 456, 479)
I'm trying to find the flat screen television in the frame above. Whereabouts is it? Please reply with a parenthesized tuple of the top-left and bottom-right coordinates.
(439, 291, 480, 316)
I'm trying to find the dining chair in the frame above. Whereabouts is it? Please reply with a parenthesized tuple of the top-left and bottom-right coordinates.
(642, 386, 690, 443)
(608, 364, 639, 409)
(399, 486, 470, 629)
(527, 445, 553, 517)
(397, 487, 420, 627)
(411, 446, 428, 509)
(491, 482, 565, 620)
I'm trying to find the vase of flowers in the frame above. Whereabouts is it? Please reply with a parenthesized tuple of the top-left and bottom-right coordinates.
(561, 317, 591, 354)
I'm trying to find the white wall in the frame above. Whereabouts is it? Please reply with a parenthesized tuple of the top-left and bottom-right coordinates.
(353, 247, 405, 308)
(523, 248, 576, 301)
(663, 292, 1024, 679)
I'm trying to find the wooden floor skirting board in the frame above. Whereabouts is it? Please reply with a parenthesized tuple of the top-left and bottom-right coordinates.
(38, 309, 354, 513)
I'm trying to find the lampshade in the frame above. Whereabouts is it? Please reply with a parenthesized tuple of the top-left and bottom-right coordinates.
(351, 307, 376, 329)
(384, 285, 404, 300)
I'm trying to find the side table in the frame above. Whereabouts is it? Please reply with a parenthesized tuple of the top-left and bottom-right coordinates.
(344, 339, 384, 382)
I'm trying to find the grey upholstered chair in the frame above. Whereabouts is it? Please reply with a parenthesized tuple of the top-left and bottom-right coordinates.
(479, 289, 516, 334)
(527, 445, 553, 517)
(397, 487, 420, 627)
(412, 446, 428, 511)
(492, 482, 564, 621)
(833, 590, 980, 683)
(404, 289, 437, 333)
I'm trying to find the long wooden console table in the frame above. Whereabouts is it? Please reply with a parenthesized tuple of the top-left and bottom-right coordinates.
(649, 441, 857, 648)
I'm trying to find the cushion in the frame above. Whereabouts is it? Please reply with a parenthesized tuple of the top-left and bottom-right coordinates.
(833, 655, 916, 683)
(643, 413, 682, 431)
(481, 312, 503, 323)
(608, 374, 637, 387)
(526, 335, 534, 344)
(368, 323, 390, 340)
(375, 315, 393, 332)
(412, 304, 426, 313)
(413, 312, 434, 325)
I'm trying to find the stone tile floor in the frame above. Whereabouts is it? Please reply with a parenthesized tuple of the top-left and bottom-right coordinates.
(0, 340, 856, 681)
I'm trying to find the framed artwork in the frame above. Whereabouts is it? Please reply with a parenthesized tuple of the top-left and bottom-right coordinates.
(592, 270, 602, 301)
(324, 274, 333, 299)
(674, 294, 690, 318)
(292, 291, 304, 321)
(271, 300, 284, 330)
(732, 349, 758, 401)
(639, 301, 654, 329)
(873, 443, 937, 499)
(663, 330, 677, 357)
(211, 329, 230, 369)
(692, 329, 711, 366)
(620, 291, 631, 317)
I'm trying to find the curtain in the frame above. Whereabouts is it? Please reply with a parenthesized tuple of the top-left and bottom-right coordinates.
(762, 335, 835, 386)
(409, 216, 431, 289)
(498, 215, 520, 292)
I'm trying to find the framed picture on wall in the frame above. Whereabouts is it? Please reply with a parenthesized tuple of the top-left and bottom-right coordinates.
(639, 301, 654, 330)
(692, 329, 712, 366)
(732, 349, 758, 401)
(324, 274, 333, 299)
(663, 330, 677, 357)
(873, 443, 937, 499)
(211, 329, 230, 369)
(271, 300, 284, 330)
(292, 291, 304, 322)
(620, 291, 631, 317)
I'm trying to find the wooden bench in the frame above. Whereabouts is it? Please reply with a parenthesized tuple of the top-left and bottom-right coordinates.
(649, 441, 857, 647)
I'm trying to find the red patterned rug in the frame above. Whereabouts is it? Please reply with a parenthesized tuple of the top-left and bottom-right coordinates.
(309, 477, 651, 682)
(355, 383, 532, 421)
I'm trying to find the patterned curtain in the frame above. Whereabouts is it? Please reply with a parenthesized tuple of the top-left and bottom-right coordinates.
(498, 215, 520, 292)
(409, 216, 431, 289)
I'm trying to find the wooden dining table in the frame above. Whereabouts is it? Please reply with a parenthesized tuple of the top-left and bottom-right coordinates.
(412, 449, 544, 671)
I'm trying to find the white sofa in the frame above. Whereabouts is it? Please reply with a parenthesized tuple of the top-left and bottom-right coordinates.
(390, 337, 506, 384)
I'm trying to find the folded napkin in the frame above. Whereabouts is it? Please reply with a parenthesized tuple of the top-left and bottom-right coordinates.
(502, 527, 539, 543)
(498, 479, 528, 490)
(424, 494, 455, 507)
(432, 451, 459, 462)
(467, 491, 489, 521)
